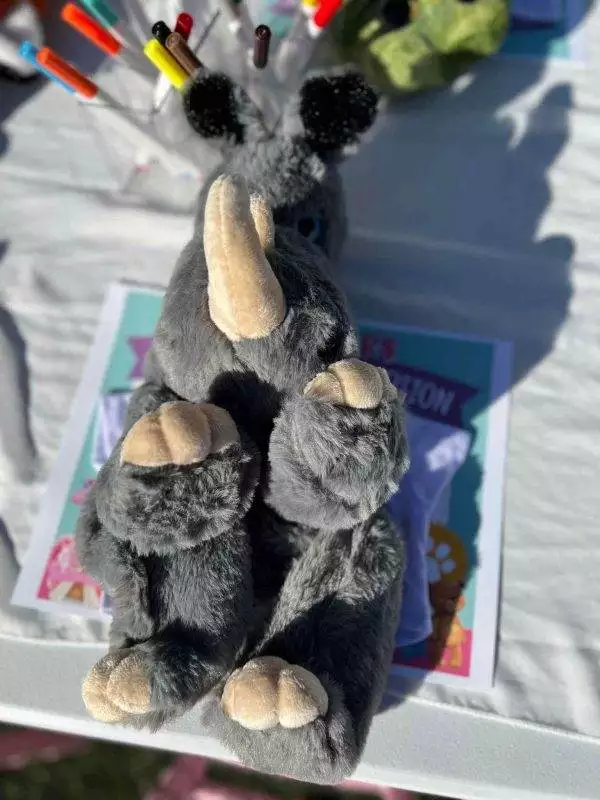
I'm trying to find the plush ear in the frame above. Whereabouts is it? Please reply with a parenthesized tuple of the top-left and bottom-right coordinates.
(183, 72, 264, 146)
(298, 71, 379, 154)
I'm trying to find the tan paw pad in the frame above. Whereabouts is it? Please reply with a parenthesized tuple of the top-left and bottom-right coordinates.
(82, 653, 128, 723)
(105, 655, 151, 715)
(304, 359, 388, 410)
(221, 657, 328, 731)
(121, 402, 238, 468)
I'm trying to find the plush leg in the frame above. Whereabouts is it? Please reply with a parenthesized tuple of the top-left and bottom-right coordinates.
(79, 386, 259, 728)
(205, 512, 404, 784)
(83, 604, 251, 730)
(265, 358, 408, 530)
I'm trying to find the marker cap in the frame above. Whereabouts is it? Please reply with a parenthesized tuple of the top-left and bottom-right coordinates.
(61, 3, 121, 56)
(152, 20, 171, 46)
(81, 0, 119, 29)
(18, 41, 75, 92)
(313, 0, 342, 29)
(143, 39, 188, 90)
(175, 12, 194, 41)
(37, 47, 98, 99)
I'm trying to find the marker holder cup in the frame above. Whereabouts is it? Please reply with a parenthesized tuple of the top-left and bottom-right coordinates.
(76, 0, 336, 209)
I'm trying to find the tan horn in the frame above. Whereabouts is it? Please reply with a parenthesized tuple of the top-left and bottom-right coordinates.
(203, 174, 285, 341)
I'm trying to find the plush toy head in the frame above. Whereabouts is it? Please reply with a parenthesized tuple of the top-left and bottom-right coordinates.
(182, 70, 378, 262)
(144, 71, 384, 463)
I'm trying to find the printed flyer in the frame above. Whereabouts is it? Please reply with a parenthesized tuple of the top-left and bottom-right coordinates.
(502, 0, 588, 62)
(13, 285, 511, 689)
(360, 323, 511, 690)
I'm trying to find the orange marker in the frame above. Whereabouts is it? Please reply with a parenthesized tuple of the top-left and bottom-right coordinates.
(37, 47, 98, 99)
(61, 3, 120, 56)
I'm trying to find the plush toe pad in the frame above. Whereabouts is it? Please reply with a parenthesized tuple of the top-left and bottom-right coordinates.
(82, 652, 128, 723)
(105, 654, 151, 715)
(304, 359, 389, 410)
(221, 657, 328, 731)
(121, 402, 238, 468)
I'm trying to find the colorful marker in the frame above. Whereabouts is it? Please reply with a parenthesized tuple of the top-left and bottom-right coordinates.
(150, 20, 173, 110)
(18, 41, 74, 93)
(152, 8, 218, 111)
(61, 3, 149, 74)
(29, 45, 198, 176)
(274, 0, 342, 83)
(165, 32, 203, 76)
(79, 0, 140, 52)
(37, 47, 97, 98)
(144, 38, 189, 90)
(152, 20, 171, 47)
(252, 24, 271, 69)
(175, 12, 194, 41)
(313, 0, 343, 30)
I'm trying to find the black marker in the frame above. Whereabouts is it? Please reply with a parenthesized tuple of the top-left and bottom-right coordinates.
(253, 24, 271, 69)
(152, 20, 172, 47)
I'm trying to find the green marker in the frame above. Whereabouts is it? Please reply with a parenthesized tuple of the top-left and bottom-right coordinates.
(80, 0, 139, 52)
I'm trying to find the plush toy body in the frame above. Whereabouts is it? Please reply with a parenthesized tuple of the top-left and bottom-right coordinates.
(76, 71, 409, 783)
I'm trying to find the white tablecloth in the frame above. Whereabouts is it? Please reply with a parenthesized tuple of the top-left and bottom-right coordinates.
(2, 2, 600, 796)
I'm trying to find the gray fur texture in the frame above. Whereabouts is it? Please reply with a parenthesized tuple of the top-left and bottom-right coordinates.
(76, 70, 409, 781)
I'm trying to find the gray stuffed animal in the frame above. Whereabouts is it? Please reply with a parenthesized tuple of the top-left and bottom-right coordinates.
(76, 69, 409, 784)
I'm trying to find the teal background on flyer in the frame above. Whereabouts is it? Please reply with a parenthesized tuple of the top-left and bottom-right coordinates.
(360, 324, 494, 632)
(501, 0, 589, 60)
(54, 291, 163, 546)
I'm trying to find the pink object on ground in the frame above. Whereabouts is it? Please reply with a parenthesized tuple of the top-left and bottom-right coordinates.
(343, 779, 414, 800)
(145, 755, 415, 800)
(0, 729, 88, 771)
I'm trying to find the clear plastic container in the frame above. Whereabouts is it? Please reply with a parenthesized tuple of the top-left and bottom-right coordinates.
(76, 0, 334, 209)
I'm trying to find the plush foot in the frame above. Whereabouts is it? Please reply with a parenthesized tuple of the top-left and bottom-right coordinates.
(82, 651, 131, 723)
(105, 653, 151, 714)
(121, 401, 238, 468)
(303, 359, 390, 410)
(82, 651, 152, 722)
(221, 657, 329, 731)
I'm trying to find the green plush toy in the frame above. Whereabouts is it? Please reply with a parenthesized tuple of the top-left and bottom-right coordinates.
(332, 0, 509, 94)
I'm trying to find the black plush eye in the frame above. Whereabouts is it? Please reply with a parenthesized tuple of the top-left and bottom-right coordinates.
(297, 215, 327, 247)
(298, 217, 316, 237)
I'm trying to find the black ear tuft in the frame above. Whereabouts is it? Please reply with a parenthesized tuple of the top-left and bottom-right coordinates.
(183, 72, 245, 143)
(299, 72, 378, 153)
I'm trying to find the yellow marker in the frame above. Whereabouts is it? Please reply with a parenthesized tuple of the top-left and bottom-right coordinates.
(302, 0, 319, 8)
(143, 38, 188, 90)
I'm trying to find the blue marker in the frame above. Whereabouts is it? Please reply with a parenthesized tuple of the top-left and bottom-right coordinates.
(19, 42, 75, 93)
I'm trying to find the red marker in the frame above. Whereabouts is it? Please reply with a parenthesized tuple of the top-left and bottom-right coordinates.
(275, 0, 343, 82)
(175, 12, 194, 41)
(313, 0, 342, 31)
